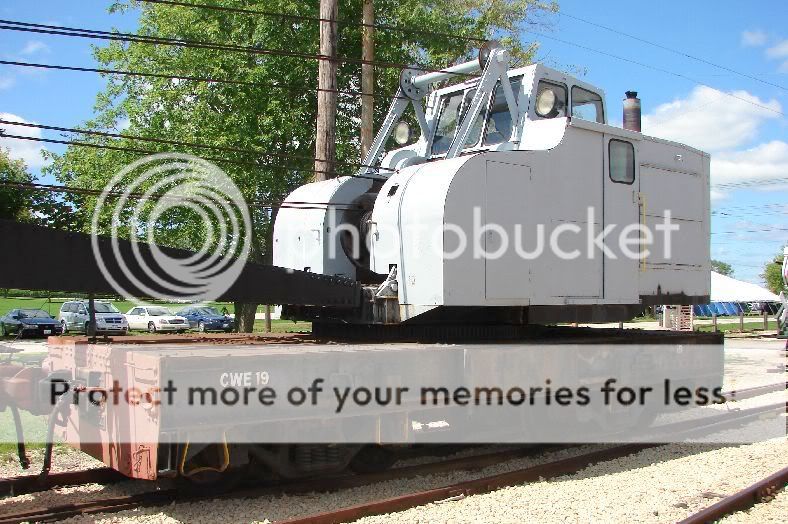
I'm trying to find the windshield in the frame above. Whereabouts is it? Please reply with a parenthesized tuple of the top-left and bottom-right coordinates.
(484, 77, 524, 145)
(147, 307, 172, 316)
(92, 303, 120, 313)
(195, 307, 220, 316)
(431, 75, 524, 155)
(19, 309, 49, 318)
(430, 92, 464, 156)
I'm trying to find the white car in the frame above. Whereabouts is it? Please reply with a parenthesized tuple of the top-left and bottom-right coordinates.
(125, 306, 189, 333)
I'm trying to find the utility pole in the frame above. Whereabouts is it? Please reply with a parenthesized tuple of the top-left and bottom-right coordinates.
(360, 0, 374, 161)
(314, 0, 339, 181)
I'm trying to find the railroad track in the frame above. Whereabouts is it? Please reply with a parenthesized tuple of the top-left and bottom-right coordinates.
(679, 464, 788, 524)
(0, 383, 784, 523)
(0, 467, 124, 498)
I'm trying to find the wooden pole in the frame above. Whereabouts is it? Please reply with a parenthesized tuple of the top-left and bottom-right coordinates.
(265, 305, 272, 333)
(360, 0, 374, 161)
(315, 0, 339, 181)
(763, 310, 769, 331)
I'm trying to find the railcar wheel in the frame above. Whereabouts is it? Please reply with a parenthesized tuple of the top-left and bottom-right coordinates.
(349, 445, 396, 474)
(177, 466, 246, 494)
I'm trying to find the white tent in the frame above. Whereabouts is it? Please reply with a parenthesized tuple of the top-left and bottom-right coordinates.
(710, 271, 779, 302)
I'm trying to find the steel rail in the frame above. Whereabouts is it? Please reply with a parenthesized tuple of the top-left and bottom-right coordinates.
(0, 446, 552, 523)
(721, 381, 788, 402)
(276, 400, 788, 524)
(677, 465, 788, 524)
(0, 467, 124, 497)
(3, 400, 783, 524)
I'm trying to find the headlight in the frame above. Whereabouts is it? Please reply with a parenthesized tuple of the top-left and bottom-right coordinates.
(159, 319, 169, 324)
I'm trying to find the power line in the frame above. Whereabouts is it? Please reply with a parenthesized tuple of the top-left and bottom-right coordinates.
(559, 11, 788, 93)
(135, 0, 486, 45)
(519, 27, 785, 117)
(714, 177, 788, 190)
(0, 182, 361, 210)
(0, 18, 473, 77)
(0, 59, 399, 100)
(712, 227, 788, 235)
(0, 181, 361, 210)
(0, 118, 394, 173)
(0, 133, 385, 182)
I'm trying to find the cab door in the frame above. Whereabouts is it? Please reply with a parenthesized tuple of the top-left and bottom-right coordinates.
(603, 136, 640, 302)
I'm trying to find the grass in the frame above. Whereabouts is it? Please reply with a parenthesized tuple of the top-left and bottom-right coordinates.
(0, 408, 49, 461)
(0, 296, 210, 317)
(696, 320, 779, 333)
(253, 319, 312, 333)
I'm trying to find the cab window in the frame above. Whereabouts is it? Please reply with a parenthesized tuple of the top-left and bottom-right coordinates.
(459, 88, 485, 148)
(571, 86, 604, 123)
(431, 92, 464, 156)
(484, 76, 524, 145)
(609, 139, 635, 184)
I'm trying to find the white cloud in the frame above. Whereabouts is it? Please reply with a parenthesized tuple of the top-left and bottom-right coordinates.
(641, 85, 781, 152)
(741, 30, 767, 47)
(766, 39, 788, 58)
(19, 40, 50, 56)
(711, 140, 788, 185)
(0, 113, 50, 169)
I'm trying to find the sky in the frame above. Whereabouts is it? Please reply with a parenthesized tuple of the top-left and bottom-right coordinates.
(0, 0, 786, 285)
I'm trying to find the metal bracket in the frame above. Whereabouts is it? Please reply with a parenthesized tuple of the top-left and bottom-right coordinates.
(445, 47, 517, 158)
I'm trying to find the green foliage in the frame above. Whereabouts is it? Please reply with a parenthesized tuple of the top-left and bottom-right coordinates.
(0, 148, 32, 221)
(711, 259, 733, 277)
(761, 250, 786, 295)
(44, 0, 556, 259)
(0, 148, 74, 228)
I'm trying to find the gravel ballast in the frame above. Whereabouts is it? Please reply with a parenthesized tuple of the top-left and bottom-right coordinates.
(351, 438, 788, 524)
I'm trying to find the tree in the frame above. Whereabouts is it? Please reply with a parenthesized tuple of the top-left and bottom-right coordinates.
(711, 259, 733, 277)
(0, 148, 33, 222)
(44, 0, 557, 330)
(762, 250, 786, 296)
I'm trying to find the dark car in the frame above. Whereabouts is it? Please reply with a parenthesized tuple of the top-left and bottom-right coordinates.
(0, 309, 63, 337)
(175, 306, 234, 332)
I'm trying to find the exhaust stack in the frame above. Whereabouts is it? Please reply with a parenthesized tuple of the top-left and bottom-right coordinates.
(623, 91, 641, 132)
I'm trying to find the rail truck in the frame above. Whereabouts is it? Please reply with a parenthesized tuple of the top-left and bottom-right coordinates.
(0, 43, 724, 483)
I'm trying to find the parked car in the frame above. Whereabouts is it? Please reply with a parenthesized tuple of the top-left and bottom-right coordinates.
(59, 301, 128, 335)
(125, 306, 189, 333)
(175, 306, 234, 332)
(0, 309, 62, 337)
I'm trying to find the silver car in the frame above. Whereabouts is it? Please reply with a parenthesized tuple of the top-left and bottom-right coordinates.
(59, 301, 129, 335)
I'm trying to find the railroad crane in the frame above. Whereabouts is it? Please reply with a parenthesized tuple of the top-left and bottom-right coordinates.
(275, 42, 711, 336)
(0, 43, 725, 483)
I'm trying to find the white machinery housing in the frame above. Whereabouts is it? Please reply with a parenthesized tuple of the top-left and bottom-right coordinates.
(274, 45, 710, 325)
